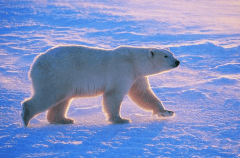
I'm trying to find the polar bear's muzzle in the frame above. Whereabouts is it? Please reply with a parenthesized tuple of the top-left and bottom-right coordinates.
(174, 60, 180, 67)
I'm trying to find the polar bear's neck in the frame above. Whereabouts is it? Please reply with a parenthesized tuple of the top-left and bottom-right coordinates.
(114, 46, 155, 77)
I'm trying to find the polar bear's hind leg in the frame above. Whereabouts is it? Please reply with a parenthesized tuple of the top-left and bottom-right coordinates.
(21, 90, 68, 127)
(22, 100, 35, 127)
(47, 99, 74, 124)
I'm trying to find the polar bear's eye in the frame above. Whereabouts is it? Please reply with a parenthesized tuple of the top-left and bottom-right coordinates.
(164, 55, 168, 58)
(150, 51, 155, 57)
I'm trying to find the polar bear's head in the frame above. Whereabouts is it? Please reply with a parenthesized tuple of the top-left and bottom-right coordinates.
(143, 48, 180, 76)
(116, 46, 180, 77)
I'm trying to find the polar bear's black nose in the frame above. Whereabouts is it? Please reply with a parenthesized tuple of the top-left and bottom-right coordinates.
(175, 60, 180, 67)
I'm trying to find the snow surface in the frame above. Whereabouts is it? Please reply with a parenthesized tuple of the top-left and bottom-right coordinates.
(0, 0, 240, 157)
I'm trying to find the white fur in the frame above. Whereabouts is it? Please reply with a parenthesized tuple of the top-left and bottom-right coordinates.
(22, 45, 180, 126)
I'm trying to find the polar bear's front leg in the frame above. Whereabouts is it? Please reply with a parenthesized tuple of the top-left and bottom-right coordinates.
(103, 89, 131, 124)
(128, 77, 175, 118)
(152, 109, 175, 117)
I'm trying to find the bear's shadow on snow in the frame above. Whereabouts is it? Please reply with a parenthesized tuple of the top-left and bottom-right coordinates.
(22, 119, 167, 147)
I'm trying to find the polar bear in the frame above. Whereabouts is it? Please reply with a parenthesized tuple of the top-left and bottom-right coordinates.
(22, 45, 180, 127)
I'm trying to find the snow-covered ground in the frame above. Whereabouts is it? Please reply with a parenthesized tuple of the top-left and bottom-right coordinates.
(0, 0, 239, 157)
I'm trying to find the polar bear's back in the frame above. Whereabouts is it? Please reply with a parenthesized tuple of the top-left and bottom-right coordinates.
(30, 46, 111, 77)
(29, 45, 120, 96)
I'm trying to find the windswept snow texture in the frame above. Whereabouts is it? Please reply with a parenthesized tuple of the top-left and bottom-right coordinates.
(0, 1, 240, 157)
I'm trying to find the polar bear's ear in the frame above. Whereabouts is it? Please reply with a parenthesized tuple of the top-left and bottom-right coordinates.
(163, 47, 170, 51)
(149, 49, 155, 58)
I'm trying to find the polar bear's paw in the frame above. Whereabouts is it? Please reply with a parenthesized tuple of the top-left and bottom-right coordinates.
(50, 118, 75, 125)
(108, 116, 131, 124)
(155, 110, 175, 118)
